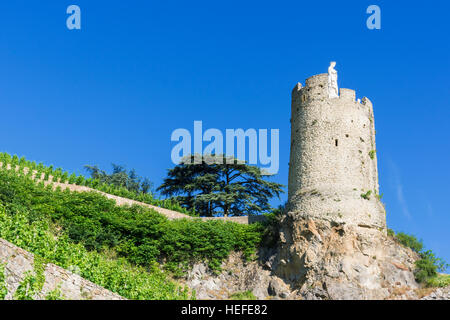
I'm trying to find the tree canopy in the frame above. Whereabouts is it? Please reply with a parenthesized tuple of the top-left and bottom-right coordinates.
(84, 164, 153, 195)
(157, 154, 284, 217)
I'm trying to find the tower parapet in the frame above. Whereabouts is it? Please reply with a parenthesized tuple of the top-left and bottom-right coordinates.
(339, 88, 356, 101)
(287, 67, 385, 229)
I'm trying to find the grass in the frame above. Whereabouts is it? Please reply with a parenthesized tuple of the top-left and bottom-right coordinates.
(229, 290, 257, 300)
(426, 273, 450, 288)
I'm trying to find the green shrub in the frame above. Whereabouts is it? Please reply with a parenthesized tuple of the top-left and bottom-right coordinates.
(426, 274, 450, 288)
(0, 264, 7, 300)
(68, 173, 77, 184)
(414, 254, 438, 283)
(0, 203, 190, 299)
(396, 232, 423, 253)
(391, 230, 448, 287)
(13, 272, 40, 300)
(229, 290, 256, 300)
(45, 286, 64, 300)
(75, 175, 85, 185)
(387, 228, 395, 237)
(0, 152, 195, 216)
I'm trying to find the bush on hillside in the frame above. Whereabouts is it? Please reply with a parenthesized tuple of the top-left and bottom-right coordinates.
(391, 230, 448, 287)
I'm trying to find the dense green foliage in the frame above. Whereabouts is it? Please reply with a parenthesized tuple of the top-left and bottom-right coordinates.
(0, 169, 263, 273)
(414, 250, 448, 285)
(390, 230, 448, 287)
(229, 290, 257, 300)
(158, 154, 284, 217)
(85, 164, 153, 195)
(395, 232, 424, 253)
(0, 203, 189, 299)
(0, 152, 195, 216)
(16, 255, 46, 300)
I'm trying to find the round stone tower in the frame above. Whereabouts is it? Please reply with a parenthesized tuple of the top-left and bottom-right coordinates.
(272, 67, 418, 300)
(287, 71, 386, 229)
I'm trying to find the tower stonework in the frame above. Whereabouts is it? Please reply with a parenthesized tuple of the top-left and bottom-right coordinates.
(287, 73, 386, 229)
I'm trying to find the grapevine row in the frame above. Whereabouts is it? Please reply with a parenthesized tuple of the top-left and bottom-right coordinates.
(0, 152, 197, 216)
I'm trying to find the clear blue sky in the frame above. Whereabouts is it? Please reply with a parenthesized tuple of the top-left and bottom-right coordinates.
(0, 1, 448, 267)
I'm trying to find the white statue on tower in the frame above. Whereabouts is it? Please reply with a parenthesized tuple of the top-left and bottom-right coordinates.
(328, 61, 339, 98)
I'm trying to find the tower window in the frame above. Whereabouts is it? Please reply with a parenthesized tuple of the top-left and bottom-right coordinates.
(335, 139, 338, 147)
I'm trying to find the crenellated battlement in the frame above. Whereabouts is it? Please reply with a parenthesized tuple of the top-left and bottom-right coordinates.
(305, 73, 328, 88)
(294, 73, 363, 105)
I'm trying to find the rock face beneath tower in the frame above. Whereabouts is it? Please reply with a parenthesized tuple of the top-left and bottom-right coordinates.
(275, 217, 419, 299)
(273, 71, 420, 299)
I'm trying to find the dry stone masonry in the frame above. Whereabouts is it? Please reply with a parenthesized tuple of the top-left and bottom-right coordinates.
(0, 239, 124, 300)
(287, 70, 385, 229)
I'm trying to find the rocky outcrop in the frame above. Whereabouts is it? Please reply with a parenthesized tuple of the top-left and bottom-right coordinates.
(273, 215, 420, 299)
(184, 215, 429, 300)
(0, 239, 124, 300)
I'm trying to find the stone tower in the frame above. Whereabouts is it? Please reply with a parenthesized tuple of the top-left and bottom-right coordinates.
(287, 70, 386, 230)
(273, 65, 419, 300)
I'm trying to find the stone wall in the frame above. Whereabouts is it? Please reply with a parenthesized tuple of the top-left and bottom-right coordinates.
(0, 238, 124, 300)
